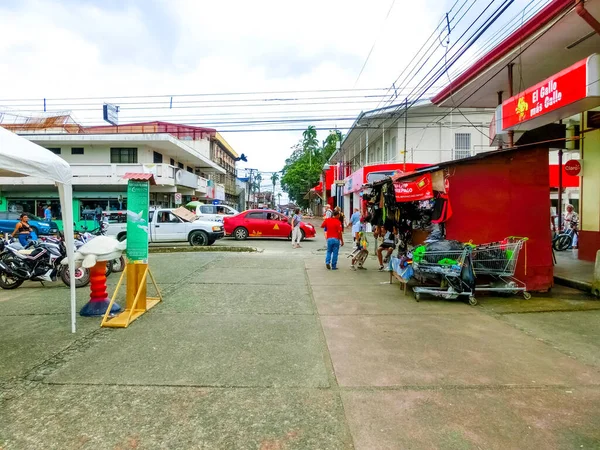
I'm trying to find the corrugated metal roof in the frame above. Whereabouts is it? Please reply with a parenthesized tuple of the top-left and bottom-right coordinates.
(122, 172, 157, 185)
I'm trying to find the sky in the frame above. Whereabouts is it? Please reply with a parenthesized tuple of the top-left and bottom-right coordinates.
(0, 0, 546, 196)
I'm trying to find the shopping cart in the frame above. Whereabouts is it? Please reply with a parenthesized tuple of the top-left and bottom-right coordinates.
(471, 237, 530, 299)
(412, 244, 477, 305)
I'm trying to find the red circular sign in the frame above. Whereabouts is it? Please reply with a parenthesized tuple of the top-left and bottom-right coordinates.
(564, 160, 581, 176)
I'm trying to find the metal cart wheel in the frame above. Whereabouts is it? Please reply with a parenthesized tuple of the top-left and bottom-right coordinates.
(523, 291, 532, 300)
(468, 296, 478, 306)
(414, 292, 421, 302)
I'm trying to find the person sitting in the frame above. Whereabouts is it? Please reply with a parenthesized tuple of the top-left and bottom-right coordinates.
(12, 213, 36, 247)
(377, 224, 397, 271)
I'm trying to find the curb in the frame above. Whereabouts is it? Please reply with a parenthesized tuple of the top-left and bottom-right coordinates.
(149, 246, 258, 254)
(553, 275, 592, 294)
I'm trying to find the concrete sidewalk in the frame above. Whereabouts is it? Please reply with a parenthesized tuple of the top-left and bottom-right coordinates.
(554, 249, 597, 295)
(1, 238, 600, 449)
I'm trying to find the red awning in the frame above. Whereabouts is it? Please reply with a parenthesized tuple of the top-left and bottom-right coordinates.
(313, 181, 323, 193)
(122, 172, 157, 185)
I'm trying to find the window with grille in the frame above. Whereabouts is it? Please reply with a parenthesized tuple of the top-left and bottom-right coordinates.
(47, 147, 61, 155)
(110, 148, 138, 163)
(71, 147, 84, 155)
(454, 133, 471, 159)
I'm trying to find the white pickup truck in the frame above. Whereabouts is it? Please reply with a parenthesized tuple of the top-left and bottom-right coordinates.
(106, 208, 224, 246)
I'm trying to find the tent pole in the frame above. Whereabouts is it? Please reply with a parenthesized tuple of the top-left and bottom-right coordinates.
(59, 183, 77, 333)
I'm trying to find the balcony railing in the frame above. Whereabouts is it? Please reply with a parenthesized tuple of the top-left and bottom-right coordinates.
(0, 163, 209, 193)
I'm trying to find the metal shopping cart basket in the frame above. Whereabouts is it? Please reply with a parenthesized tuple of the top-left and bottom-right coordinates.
(412, 244, 477, 305)
(471, 237, 531, 299)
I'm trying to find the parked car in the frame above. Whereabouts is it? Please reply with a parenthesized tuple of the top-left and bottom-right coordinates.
(106, 208, 224, 246)
(0, 211, 59, 236)
(186, 202, 238, 223)
(223, 209, 316, 241)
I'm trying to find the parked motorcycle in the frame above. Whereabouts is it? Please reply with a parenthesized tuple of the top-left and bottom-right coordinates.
(552, 219, 578, 251)
(0, 235, 90, 290)
(74, 227, 125, 274)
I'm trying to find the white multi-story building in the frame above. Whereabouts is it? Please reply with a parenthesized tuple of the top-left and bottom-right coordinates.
(327, 101, 495, 212)
(0, 118, 230, 228)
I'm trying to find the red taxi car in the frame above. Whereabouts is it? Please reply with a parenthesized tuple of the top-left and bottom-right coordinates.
(223, 209, 316, 240)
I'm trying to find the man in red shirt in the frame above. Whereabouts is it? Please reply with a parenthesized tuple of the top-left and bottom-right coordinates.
(321, 210, 344, 270)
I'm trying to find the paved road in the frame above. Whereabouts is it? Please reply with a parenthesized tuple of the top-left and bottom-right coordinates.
(1, 234, 600, 449)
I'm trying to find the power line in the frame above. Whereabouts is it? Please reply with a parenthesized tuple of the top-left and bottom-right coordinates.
(353, 0, 397, 87)
(0, 87, 392, 102)
(335, 0, 515, 163)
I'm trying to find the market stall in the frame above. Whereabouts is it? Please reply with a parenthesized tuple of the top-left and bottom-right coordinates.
(364, 146, 554, 297)
(0, 127, 78, 332)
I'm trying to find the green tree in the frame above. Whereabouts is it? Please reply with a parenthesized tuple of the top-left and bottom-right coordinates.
(302, 125, 319, 169)
(281, 127, 343, 207)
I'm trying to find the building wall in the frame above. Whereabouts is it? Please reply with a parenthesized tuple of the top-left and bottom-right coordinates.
(29, 143, 194, 169)
(342, 106, 494, 171)
(579, 113, 600, 261)
(184, 139, 211, 160)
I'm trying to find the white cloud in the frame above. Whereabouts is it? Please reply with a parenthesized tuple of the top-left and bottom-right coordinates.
(0, 0, 486, 176)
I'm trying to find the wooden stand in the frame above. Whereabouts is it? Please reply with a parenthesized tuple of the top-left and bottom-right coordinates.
(101, 263, 162, 328)
(390, 270, 408, 295)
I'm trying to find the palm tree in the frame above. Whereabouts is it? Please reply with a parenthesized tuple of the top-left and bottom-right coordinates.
(253, 172, 262, 208)
(277, 192, 282, 208)
(303, 126, 319, 168)
(271, 173, 280, 208)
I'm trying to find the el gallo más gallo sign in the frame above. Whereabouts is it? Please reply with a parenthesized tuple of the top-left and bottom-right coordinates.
(501, 54, 600, 131)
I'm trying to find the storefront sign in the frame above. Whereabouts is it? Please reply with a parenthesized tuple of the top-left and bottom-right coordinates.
(564, 159, 582, 176)
(501, 54, 600, 131)
(102, 103, 119, 126)
(394, 174, 433, 202)
(344, 167, 364, 194)
(126, 180, 149, 263)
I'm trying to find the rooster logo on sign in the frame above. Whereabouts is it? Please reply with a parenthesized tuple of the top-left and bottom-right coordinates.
(515, 97, 529, 121)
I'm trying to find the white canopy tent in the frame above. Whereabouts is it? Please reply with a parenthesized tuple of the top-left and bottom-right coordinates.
(0, 126, 78, 333)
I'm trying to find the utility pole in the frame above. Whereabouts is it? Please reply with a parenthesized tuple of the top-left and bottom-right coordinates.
(403, 98, 408, 171)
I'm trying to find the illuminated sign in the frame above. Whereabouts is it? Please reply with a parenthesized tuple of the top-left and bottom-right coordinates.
(501, 54, 600, 132)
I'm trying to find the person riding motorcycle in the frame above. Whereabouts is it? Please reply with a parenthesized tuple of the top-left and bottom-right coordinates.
(564, 204, 579, 249)
(11, 213, 37, 247)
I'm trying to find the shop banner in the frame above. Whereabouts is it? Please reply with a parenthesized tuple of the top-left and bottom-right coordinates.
(126, 180, 149, 263)
(394, 174, 433, 202)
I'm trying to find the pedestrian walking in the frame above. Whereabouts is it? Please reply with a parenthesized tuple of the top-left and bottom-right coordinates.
(94, 204, 103, 226)
(291, 208, 302, 248)
(334, 206, 346, 230)
(44, 205, 52, 223)
(322, 204, 332, 245)
(350, 208, 362, 244)
(321, 210, 344, 270)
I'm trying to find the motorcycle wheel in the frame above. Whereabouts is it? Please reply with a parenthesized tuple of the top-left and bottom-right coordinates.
(0, 271, 24, 290)
(105, 261, 113, 277)
(110, 256, 125, 273)
(553, 234, 572, 252)
(60, 266, 91, 288)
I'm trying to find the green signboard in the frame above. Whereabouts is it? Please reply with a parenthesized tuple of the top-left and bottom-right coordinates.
(126, 180, 149, 263)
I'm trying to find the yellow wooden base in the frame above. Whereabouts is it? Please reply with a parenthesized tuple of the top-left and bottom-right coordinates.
(101, 264, 162, 328)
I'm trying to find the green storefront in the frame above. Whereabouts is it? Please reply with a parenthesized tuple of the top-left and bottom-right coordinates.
(0, 191, 127, 231)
